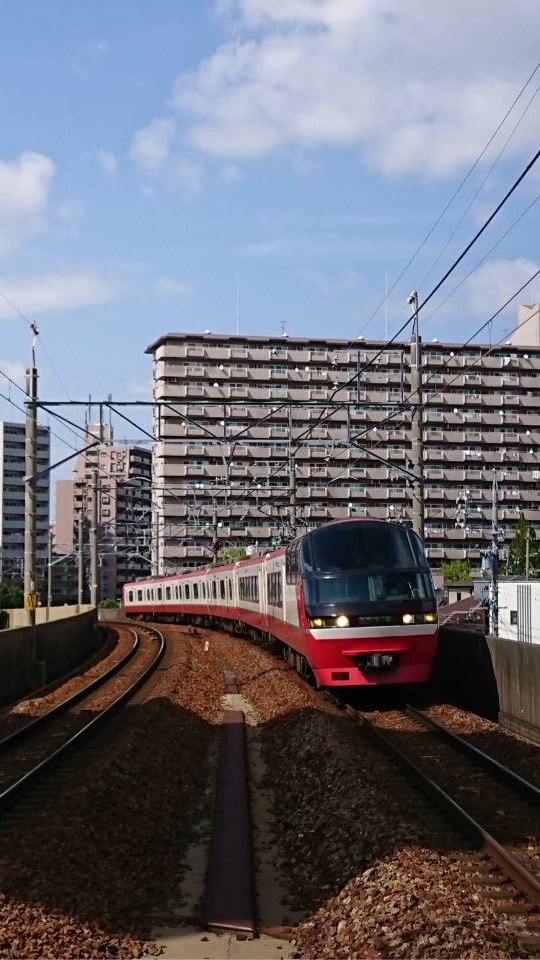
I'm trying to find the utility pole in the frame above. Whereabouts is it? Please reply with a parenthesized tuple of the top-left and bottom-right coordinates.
(212, 500, 219, 560)
(78, 510, 84, 606)
(288, 404, 297, 539)
(408, 291, 424, 539)
(24, 323, 38, 627)
(483, 474, 501, 636)
(525, 525, 531, 579)
(90, 468, 99, 606)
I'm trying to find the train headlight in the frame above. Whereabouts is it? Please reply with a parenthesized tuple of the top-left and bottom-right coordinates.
(335, 614, 350, 628)
(424, 613, 437, 623)
(311, 617, 324, 627)
(402, 613, 414, 625)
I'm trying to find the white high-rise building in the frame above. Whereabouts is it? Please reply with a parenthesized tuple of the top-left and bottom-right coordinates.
(0, 421, 50, 582)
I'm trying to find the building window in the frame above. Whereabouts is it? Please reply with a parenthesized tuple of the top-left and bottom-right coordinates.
(510, 610, 518, 625)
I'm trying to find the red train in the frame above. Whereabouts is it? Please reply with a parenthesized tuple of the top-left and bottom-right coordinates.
(122, 518, 438, 688)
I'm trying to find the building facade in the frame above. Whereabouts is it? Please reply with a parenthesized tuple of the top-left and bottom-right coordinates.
(55, 424, 152, 601)
(147, 304, 540, 573)
(0, 421, 50, 583)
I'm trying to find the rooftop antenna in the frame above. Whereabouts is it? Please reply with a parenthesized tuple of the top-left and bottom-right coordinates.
(236, 266, 240, 336)
(280, 317, 288, 338)
(385, 271, 389, 340)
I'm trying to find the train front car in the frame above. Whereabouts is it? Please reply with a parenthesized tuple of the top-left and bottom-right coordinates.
(298, 519, 438, 687)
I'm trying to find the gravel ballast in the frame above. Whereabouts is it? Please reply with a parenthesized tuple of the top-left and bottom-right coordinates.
(1, 622, 539, 958)
(208, 629, 537, 958)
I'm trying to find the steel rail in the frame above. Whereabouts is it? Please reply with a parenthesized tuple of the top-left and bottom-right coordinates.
(0, 626, 140, 753)
(0, 625, 166, 812)
(405, 704, 540, 805)
(353, 709, 540, 909)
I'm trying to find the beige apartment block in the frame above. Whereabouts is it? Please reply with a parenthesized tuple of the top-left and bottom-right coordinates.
(55, 424, 153, 600)
(147, 307, 540, 573)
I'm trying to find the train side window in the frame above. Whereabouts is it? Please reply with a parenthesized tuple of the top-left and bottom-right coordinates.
(186, 583, 191, 599)
(228, 580, 232, 600)
(137, 589, 143, 602)
(286, 543, 300, 584)
(267, 571, 283, 606)
(165, 586, 171, 600)
(157, 588, 162, 601)
(193, 583, 199, 600)
(220, 580, 225, 600)
(202, 581, 206, 599)
(213, 580, 217, 599)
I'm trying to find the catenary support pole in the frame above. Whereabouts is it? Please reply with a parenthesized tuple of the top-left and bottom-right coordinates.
(46, 527, 52, 620)
(24, 323, 38, 628)
(90, 468, 99, 606)
(78, 509, 84, 605)
(409, 291, 424, 538)
(489, 474, 500, 636)
(288, 404, 297, 538)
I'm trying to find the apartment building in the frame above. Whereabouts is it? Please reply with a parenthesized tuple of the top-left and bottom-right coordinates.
(0, 421, 50, 583)
(147, 304, 540, 573)
(55, 424, 152, 600)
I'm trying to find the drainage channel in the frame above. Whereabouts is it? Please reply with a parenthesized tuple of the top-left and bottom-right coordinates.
(153, 668, 294, 960)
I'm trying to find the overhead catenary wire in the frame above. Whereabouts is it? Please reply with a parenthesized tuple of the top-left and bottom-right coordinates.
(352, 54, 540, 343)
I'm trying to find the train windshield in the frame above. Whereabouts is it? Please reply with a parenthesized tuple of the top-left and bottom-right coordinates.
(301, 522, 434, 610)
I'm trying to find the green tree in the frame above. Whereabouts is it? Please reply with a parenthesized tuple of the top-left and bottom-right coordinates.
(214, 546, 248, 565)
(0, 582, 24, 608)
(98, 598, 120, 609)
(440, 559, 471, 585)
(508, 515, 540, 575)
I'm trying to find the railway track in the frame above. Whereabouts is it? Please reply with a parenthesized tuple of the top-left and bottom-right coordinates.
(345, 702, 540, 951)
(0, 622, 165, 814)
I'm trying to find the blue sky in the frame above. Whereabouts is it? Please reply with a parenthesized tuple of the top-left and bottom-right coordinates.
(2, 0, 540, 475)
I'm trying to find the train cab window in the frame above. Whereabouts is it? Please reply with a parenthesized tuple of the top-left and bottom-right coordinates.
(128, 590, 134, 603)
(213, 580, 217, 599)
(165, 586, 171, 600)
(193, 583, 199, 599)
(157, 588, 162, 601)
(185, 583, 190, 600)
(220, 580, 225, 600)
(137, 589, 143, 601)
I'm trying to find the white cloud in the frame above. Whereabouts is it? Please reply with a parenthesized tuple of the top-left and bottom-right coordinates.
(130, 118, 176, 173)
(0, 357, 25, 388)
(0, 270, 121, 321)
(459, 258, 540, 318)
(428, 258, 540, 331)
(162, 0, 540, 177)
(58, 199, 84, 237)
(97, 149, 118, 178)
(156, 276, 191, 295)
(130, 118, 203, 193)
(0, 152, 55, 254)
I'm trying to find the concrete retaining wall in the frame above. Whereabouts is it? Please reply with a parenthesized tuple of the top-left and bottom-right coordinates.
(432, 627, 540, 745)
(0, 610, 99, 707)
(6, 605, 94, 629)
